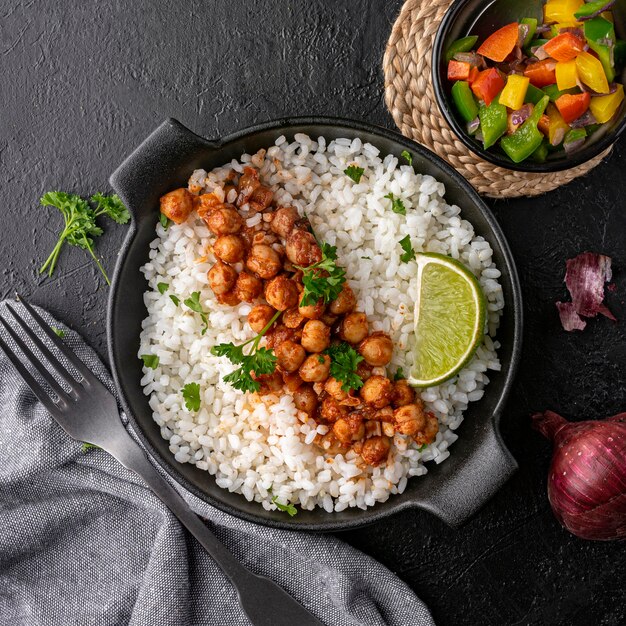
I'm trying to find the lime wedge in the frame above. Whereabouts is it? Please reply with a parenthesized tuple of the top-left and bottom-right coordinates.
(408, 253, 487, 388)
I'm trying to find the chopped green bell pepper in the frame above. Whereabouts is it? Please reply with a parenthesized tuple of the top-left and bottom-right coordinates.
(584, 17, 616, 83)
(521, 18, 538, 48)
(530, 140, 550, 162)
(542, 83, 580, 102)
(574, 0, 610, 19)
(524, 84, 547, 105)
(563, 128, 587, 151)
(445, 36, 479, 62)
(451, 81, 479, 122)
(500, 95, 550, 163)
(615, 40, 626, 68)
(478, 94, 508, 149)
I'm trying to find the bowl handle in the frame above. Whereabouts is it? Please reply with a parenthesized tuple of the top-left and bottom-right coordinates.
(109, 118, 218, 220)
(416, 423, 517, 527)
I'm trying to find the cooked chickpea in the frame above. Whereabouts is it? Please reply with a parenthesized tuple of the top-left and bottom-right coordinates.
(392, 379, 416, 408)
(412, 411, 439, 446)
(204, 204, 243, 235)
(339, 311, 368, 344)
(293, 384, 318, 415)
(320, 396, 347, 423)
(236, 166, 260, 206)
(301, 320, 330, 353)
(275, 340, 306, 373)
(265, 276, 299, 311)
(360, 436, 391, 466)
(329, 284, 356, 315)
(249, 185, 273, 211)
(282, 307, 304, 329)
(194, 192, 221, 218)
(333, 415, 365, 444)
(359, 375, 393, 409)
(356, 360, 373, 382)
(299, 353, 331, 382)
(213, 234, 245, 263)
(298, 298, 325, 320)
(207, 261, 237, 295)
(324, 376, 350, 402)
(234, 272, 263, 303)
(247, 304, 276, 334)
(285, 229, 322, 267)
(393, 404, 426, 436)
(319, 312, 338, 328)
(159, 188, 194, 224)
(217, 291, 240, 306)
(319, 432, 349, 455)
(270, 206, 300, 238)
(358, 332, 393, 367)
(252, 370, 282, 395)
(282, 371, 304, 392)
(246, 244, 282, 279)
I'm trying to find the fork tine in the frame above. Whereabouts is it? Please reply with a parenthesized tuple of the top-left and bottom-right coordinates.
(15, 298, 100, 387)
(0, 316, 74, 404)
(0, 332, 65, 416)
(5, 305, 82, 397)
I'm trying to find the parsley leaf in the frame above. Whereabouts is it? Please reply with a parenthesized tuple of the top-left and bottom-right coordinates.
(184, 291, 209, 335)
(393, 367, 405, 381)
(399, 235, 415, 263)
(401, 150, 413, 166)
(211, 310, 281, 393)
(170, 294, 180, 306)
(182, 382, 201, 411)
(324, 342, 364, 392)
(361, 256, 371, 260)
(271, 495, 298, 516)
(157, 282, 169, 295)
(52, 327, 65, 338)
(344, 165, 364, 183)
(384, 193, 406, 215)
(159, 212, 172, 230)
(140, 354, 160, 369)
(296, 242, 346, 307)
(90, 193, 130, 225)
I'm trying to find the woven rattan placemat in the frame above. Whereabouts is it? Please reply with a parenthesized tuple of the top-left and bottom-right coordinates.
(383, 0, 611, 198)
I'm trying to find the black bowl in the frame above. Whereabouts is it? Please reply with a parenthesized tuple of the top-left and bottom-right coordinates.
(432, 0, 626, 172)
(108, 118, 522, 531)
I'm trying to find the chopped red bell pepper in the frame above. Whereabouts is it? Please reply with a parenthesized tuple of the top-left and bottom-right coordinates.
(471, 68, 505, 106)
(543, 32, 586, 62)
(477, 22, 519, 62)
(468, 65, 480, 84)
(524, 59, 557, 88)
(555, 92, 591, 124)
(447, 60, 471, 81)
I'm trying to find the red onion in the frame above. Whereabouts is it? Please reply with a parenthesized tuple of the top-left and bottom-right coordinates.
(518, 23, 530, 47)
(510, 104, 533, 126)
(569, 110, 597, 128)
(532, 410, 626, 541)
(466, 117, 480, 135)
(531, 45, 549, 60)
(453, 51, 482, 66)
(578, 0, 616, 21)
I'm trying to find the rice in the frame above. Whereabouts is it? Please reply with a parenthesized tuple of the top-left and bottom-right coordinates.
(138, 134, 504, 513)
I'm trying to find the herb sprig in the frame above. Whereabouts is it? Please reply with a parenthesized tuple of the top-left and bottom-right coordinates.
(271, 495, 298, 516)
(324, 342, 364, 392)
(184, 291, 209, 334)
(401, 150, 413, 166)
(182, 382, 201, 411)
(344, 165, 364, 183)
(399, 235, 416, 263)
(211, 310, 281, 393)
(296, 242, 346, 307)
(384, 193, 406, 215)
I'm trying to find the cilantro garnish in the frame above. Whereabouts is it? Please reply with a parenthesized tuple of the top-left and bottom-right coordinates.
(159, 213, 172, 230)
(184, 291, 209, 335)
(271, 495, 298, 516)
(52, 327, 65, 338)
(324, 342, 364, 392)
(401, 150, 413, 166)
(296, 242, 346, 307)
(418, 444, 428, 452)
(394, 367, 405, 381)
(182, 382, 201, 412)
(157, 282, 169, 295)
(344, 165, 364, 183)
(140, 354, 160, 369)
(399, 235, 415, 263)
(211, 310, 281, 393)
(90, 193, 131, 225)
(384, 193, 406, 215)
(170, 294, 180, 306)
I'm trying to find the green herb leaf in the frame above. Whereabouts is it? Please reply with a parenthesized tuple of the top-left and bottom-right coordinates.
(90, 193, 130, 224)
(52, 327, 65, 338)
(81, 442, 99, 452)
(182, 382, 201, 411)
(384, 193, 407, 215)
(159, 212, 171, 230)
(399, 235, 415, 263)
(344, 165, 364, 183)
(271, 495, 298, 516)
(296, 242, 346, 307)
(157, 282, 169, 295)
(361, 256, 371, 260)
(418, 444, 428, 452)
(401, 150, 413, 166)
(140, 354, 160, 369)
(184, 291, 209, 334)
(324, 342, 364, 392)
(170, 294, 180, 306)
(393, 367, 405, 381)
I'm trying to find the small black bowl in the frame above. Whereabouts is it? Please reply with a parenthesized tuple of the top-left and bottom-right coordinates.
(432, 0, 626, 172)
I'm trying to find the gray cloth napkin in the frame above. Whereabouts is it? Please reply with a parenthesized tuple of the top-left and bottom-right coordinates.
(0, 304, 435, 626)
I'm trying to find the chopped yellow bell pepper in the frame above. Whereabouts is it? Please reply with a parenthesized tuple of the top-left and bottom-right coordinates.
(556, 60, 579, 90)
(576, 51, 610, 94)
(498, 75, 530, 110)
(589, 84, 625, 123)
(544, 0, 584, 24)
(546, 103, 571, 145)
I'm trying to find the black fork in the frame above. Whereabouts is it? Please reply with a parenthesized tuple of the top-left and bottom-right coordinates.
(0, 298, 324, 626)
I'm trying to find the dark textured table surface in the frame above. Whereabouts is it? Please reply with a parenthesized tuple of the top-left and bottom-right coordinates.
(2, 1, 625, 624)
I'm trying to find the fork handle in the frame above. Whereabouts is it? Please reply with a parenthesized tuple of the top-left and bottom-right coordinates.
(113, 439, 323, 626)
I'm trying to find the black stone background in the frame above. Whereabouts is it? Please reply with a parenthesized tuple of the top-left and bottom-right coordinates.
(1, 1, 625, 624)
